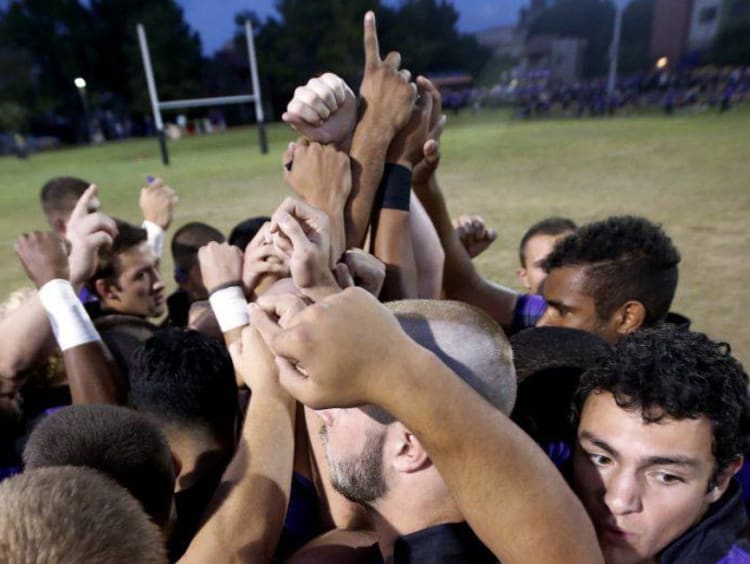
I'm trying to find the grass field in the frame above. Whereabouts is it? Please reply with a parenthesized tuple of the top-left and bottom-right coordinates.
(1, 106, 748, 366)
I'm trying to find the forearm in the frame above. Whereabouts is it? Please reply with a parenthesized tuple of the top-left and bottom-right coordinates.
(181, 392, 296, 564)
(0, 293, 56, 380)
(64, 342, 124, 405)
(414, 175, 518, 329)
(346, 116, 393, 248)
(376, 345, 603, 564)
(371, 209, 418, 300)
(410, 193, 444, 299)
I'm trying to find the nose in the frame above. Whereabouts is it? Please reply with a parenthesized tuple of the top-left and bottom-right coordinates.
(151, 268, 165, 292)
(603, 470, 643, 516)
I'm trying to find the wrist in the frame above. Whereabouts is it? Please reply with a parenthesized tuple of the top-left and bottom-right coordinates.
(355, 112, 396, 145)
(209, 285, 249, 332)
(38, 279, 101, 351)
(366, 334, 428, 409)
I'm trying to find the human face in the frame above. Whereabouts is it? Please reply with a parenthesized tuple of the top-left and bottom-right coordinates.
(536, 265, 619, 343)
(518, 233, 570, 294)
(574, 392, 722, 564)
(106, 242, 165, 318)
(317, 407, 389, 505)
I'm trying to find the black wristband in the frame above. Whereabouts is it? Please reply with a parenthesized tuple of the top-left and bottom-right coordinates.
(377, 163, 412, 211)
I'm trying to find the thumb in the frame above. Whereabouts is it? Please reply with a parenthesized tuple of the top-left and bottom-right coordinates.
(275, 357, 312, 404)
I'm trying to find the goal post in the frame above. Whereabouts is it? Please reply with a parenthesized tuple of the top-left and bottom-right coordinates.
(137, 20, 268, 166)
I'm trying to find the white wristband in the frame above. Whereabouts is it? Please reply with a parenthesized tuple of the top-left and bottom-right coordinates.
(38, 279, 101, 351)
(142, 220, 166, 258)
(209, 286, 249, 332)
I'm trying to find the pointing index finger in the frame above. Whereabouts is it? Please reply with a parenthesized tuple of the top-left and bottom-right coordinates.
(363, 11, 381, 70)
(69, 184, 99, 222)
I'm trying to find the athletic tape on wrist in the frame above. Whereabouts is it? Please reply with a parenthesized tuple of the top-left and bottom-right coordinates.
(378, 164, 412, 211)
(142, 220, 165, 258)
(38, 279, 101, 351)
(208, 285, 249, 332)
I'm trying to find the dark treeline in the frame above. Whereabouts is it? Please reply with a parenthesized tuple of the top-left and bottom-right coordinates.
(0, 0, 489, 141)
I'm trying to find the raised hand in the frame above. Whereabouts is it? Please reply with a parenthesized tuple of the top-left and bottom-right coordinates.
(358, 11, 417, 138)
(251, 287, 412, 409)
(270, 198, 340, 301)
(197, 241, 244, 294)
(282, 73, 357, 148)
(242, 222, 290, 299)
(386, 76, 435, 169)
(65, 185, 118, 288)
(139, 177, 178, 230)
(454, 215, 498, 259)
(411, 77, 446, 186)
(340, 248, 386, 297)
(15, 231, 70, 288)
(283, 141, 351, 263)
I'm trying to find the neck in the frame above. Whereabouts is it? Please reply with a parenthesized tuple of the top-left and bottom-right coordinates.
(368, 475, 463, 560)
(164, 424, 232, 492)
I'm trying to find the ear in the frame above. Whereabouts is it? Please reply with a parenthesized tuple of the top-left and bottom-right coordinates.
(706, 456, 743, 504)
(95, 278, 120, 303)
(517, 267, 531, 290)
(52, 217, 67, 236)
(613, 300, 646, 336)
(391, 424, 431, 474)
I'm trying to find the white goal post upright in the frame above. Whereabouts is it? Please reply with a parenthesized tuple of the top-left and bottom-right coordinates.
(137, 21, 268, 166)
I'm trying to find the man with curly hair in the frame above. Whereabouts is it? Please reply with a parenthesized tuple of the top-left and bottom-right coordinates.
(572, 325, 749, 563)
(536, 215, 681, 343)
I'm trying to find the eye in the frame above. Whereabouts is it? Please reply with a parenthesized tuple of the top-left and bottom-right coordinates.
(587, 451, 612, 467)
(652, 472, 684, 485)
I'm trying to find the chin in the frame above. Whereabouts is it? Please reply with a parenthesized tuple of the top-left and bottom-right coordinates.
(602, 542, 650, 564)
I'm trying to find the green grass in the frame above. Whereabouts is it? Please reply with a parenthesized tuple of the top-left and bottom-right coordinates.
(1, 106, 748, 366)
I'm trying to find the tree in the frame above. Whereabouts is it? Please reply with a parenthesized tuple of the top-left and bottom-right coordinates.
(619, 0, 656, 74)
(0, 0, 203, 138)
(710, 0, 750, 66)
(223, 0, 489, 121)
(528, 0, 616, 78)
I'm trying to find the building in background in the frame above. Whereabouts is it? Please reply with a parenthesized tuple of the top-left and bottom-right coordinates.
(650, 0, 731, 67)
(521, 35, 587, 82)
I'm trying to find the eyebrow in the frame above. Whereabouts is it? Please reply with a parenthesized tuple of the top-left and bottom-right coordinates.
(544, 298, 573, 312)
(579, 431, 700, 468)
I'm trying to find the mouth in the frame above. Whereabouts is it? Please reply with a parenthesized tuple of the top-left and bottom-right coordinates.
(600, 524, 635, 546)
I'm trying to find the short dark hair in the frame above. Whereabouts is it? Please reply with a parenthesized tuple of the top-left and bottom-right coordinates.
(130, 328, 238, 438)
(171, 222, 225, 271)
(511, 327, 611, 445)
(519, 216, 577, 266)
(0, 466, 167, 563)
(91, 218, 148, 286)
(542, 215, 681, 326)
(228, 216, 270, 251)
(23, 404, 175, 528)
(573, 326, 750, 479)
(39, 176, 89, 221)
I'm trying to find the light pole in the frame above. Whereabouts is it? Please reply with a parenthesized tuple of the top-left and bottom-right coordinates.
(607, 0, 627, 96)
(74, 77, 91, 143)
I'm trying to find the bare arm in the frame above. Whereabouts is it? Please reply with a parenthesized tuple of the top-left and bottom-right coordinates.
(181, 317, 297, 564)
(15, 231, 122, 404)
(254, 288, 603, 564)
(0, 293, 56, 382)
(414, 169, 518, 330)
(345, 12, 417, 248)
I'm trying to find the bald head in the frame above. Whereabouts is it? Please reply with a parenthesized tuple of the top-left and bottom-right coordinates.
(387, 300, 516, 415)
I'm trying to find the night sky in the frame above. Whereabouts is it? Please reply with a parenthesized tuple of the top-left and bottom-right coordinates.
(176, 0, 528, 54)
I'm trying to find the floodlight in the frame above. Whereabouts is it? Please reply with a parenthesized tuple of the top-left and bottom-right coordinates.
(74, 77, 87, 89)
(656, 57, 668, 70)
